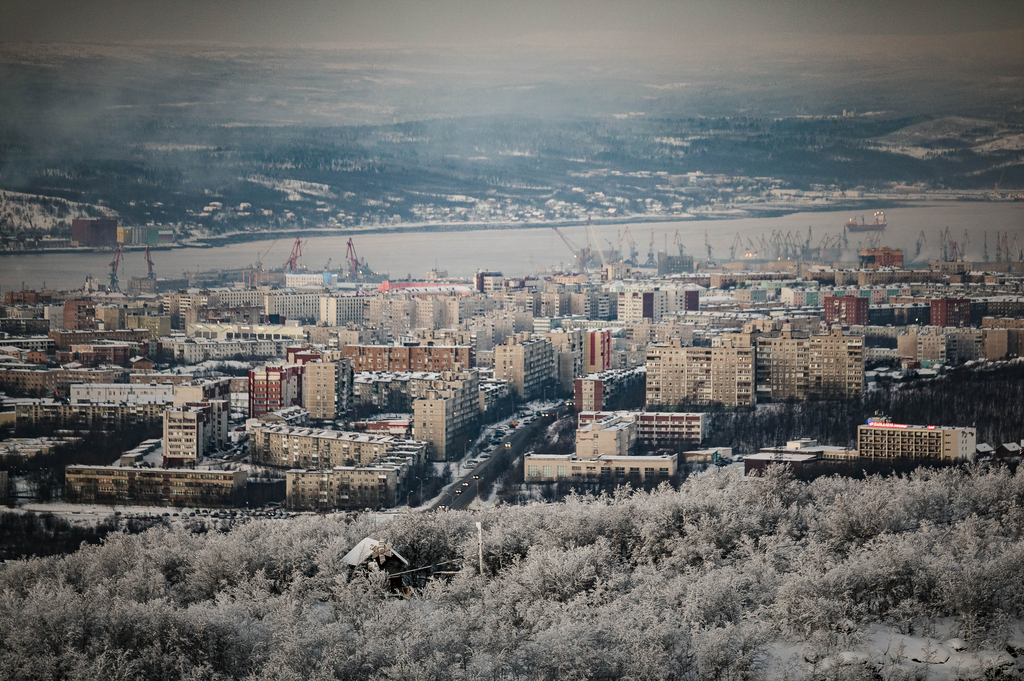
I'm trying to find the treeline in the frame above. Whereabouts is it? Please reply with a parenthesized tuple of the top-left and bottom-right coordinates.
(2, 466, 1024, 680)
(0, 511, 163, 561)
(0, 425, 161, 502)
(696, 362, 1024, 452)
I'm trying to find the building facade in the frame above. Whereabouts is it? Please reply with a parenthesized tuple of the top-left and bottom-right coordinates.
(857, 419, 976, 461)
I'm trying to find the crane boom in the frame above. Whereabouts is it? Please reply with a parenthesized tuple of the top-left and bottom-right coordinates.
(552, 227, 585, 270)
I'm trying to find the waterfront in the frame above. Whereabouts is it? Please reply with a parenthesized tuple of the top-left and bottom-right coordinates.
(2, 202, 1022, 291)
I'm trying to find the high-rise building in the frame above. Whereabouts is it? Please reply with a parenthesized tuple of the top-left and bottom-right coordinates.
(645, 338, 754, 408)
(413, 370, 481, 460)
(617, 290, 668, 323)
(755, 328, 863, 401)
(930, 298, 971, 328)
(823, 296, 869, 326)
(493, 334, 556, 400)
(249, 364, 304, 418)
(302, 359, 354, 420)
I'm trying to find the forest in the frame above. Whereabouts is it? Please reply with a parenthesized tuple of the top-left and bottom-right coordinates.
(2, 464, 1023, 680)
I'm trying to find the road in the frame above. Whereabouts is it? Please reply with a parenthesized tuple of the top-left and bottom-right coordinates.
(430, 405, 572, 511)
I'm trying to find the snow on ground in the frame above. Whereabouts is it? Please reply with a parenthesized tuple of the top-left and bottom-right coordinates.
(765, 620, 1024, 681)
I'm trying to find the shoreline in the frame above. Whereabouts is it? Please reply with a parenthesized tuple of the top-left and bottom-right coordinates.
(185, 199, 921, 249)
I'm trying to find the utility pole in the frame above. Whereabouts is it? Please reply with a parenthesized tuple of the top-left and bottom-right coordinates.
(476, 522, 484, 576)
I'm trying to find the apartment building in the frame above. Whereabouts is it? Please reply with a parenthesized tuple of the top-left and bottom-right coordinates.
(930, 298, 971, 328)
(286, 464, 404, 511)
(823, 296, 869, 326)
(524, 452, 677, 484)
(755, 328, 863, 401)
(413, 370, 481, 460)
(161, 337, 290, 364)
(163, 405, 215, 467)
(573, 367, 646, 413)
(857, 419, 977, 461)
(342, 344, 473, 373)
(859, 247, 904, 269)
(15, 400, 166, 429)
(493, 333, 556, 400)
(618, 290, 668, 323)
(303, 358, 354, 420)
(249, 364, 304, 418)
(544, 328, 585, 392)
(318, 295, 367, 326)
(249, 424, 427, 469)
(70, 382, 175, 404)
(66, 465, 246, 507)
(264, 291, 321, 322)
(575, 414, 636, 458)
(578, 411, 706, 450)
(645, 338, 754, 408)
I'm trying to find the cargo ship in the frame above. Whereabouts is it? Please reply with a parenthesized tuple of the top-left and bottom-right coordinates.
(845, 211, 887, 232)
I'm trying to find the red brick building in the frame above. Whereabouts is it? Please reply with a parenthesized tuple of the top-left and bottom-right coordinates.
(63, 300, 97, 331)
(858, 247, 904, 269)
(342, 344, 473, 373)
(823, 296, 869, 326)
(930, 298, 971, 328)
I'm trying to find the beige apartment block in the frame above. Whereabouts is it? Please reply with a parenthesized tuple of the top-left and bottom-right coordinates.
(303, 359, 354, 420)
(857, 420, 976, 461)
(413, 370, 481, 460)
(494, 333, 556, 400)
(249, 424, 426, 469)
(524, 452, 677, 483)
(645, 339, 754, 408)
(575, 414, 636, 458)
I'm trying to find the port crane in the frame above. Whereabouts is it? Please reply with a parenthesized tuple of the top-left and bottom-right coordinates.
(283, 237, 306, 272)
(552, 227, 588, 272)
(346, 238, 362, 278)
(704, 230, 713, 262)
(730, 233, 742, 261)
(983, 233, 989, 263)
(915, 231, 927, 259)
(622, 227, 639, 264)
(588, 223, 607, 267)
(108, 244, 123, 292)
(672, 229, 685, 257)
(644, 230, 656, 267)
(143, 245, 155, 278)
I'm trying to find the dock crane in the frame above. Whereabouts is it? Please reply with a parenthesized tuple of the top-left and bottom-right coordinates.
(144, 245, 155, 278)
(589, 222, 607, 267)
(730, 233, 742, 261)
(346, 238, 361, 278)
(108, 244, 123, 292)
(552, 227, 587, 272)
(996, 231, 1003, 262)
(621, 226, 639, 264)
(254, 239, 279, 270)
(1012, 233, 1023, 262)
(983, 232, 989, 263)
(939, 227, 951, 262)
(704, 230, 713, 262)
(644, 230, 657, 267)
(915, 231, 927, 259)
(283, 237, 306, 272)
(672, 229, 686, 257)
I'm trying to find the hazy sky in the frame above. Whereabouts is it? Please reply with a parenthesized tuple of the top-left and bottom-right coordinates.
(4, 0, 1024, 46)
